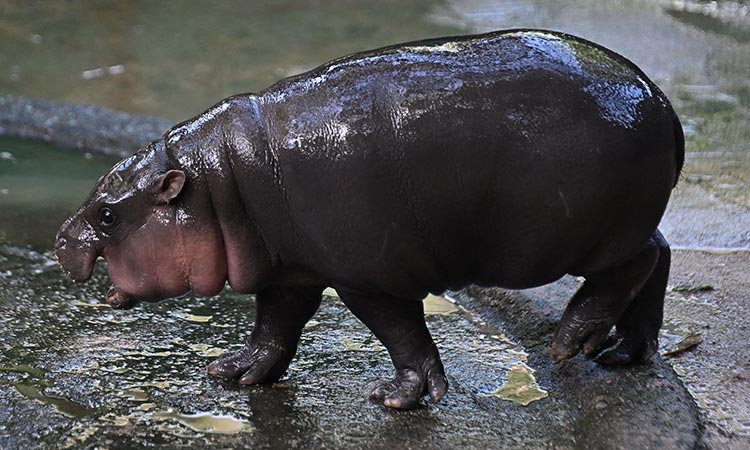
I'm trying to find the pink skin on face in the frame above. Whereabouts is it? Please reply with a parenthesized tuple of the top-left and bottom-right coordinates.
(103, 204, 228, 302)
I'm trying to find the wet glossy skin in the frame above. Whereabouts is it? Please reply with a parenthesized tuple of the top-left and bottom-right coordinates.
(56, 30, 684, 409)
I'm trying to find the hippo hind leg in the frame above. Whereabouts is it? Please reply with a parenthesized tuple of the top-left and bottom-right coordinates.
(595, 230, 670, 364)
(337, 289, 448, 409)
(207, 285, 322, 384)
(547, 229, 670, 364)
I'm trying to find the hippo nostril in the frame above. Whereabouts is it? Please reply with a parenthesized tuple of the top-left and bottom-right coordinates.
(55, 237, 67, 251)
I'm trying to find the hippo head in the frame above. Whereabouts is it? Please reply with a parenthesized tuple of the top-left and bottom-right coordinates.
(55, 140, 227, 309)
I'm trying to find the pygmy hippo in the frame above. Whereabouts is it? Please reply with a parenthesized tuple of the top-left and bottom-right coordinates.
(56, 30, 684, 409)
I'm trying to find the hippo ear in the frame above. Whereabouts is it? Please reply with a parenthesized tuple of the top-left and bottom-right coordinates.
(153, 170, 186, 204)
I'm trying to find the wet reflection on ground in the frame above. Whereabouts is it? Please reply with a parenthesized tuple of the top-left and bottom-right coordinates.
(1, 246, 568, 449)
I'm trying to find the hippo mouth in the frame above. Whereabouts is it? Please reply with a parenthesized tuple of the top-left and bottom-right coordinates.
(55, 235, 135, 310)
(106, 285, 138, 310)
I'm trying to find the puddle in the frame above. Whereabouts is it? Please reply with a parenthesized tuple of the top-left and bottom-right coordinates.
(0, 364, 46, 378)
(97, 365, 129, 374)
(490, 363, 549, 406)
(14, 382, 96, 418)
(662, 332, 703, 357)
(118, 388, 149, 402)
(671, 283, 715, 293)
(153, 411, 252, 435)
(73, 300, 111, 308)
(175, 312, 213, 323)
(188, 343, 225, 358)
(660, 318, 703, 358)
(424, 294, 460, 315)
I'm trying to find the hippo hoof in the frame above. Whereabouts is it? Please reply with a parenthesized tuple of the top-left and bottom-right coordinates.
(547, 319, 615, 361)
(594, 335, 659, 365)
(369, 365, 448, 410)
(207, 343, 291, 384)
(548, 326, 659, 365)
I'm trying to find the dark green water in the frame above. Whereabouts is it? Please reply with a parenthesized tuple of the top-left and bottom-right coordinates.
(0, 136, 114, 249)
(0, 0, 463, 122)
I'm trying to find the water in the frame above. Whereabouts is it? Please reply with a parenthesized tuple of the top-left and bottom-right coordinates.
(0, 0, 463, 122)
(1, 0, 747, 249)
(0, 136, 113, 249)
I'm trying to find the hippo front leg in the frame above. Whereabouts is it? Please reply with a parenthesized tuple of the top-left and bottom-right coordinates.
(207, 285, 323, 384)
(337, 289, 448, 409)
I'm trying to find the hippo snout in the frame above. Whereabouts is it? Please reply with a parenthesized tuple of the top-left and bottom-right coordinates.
(54, 218, 99, 283)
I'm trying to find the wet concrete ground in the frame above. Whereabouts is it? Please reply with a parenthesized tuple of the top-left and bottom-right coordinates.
(662, 250, 750, 449)
(0, 245, 701, 449)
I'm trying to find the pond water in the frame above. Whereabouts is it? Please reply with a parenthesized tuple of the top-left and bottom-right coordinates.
(0, 0, 462, 122)
(0, 137, 113, 250)
(1, 0, 748, 248)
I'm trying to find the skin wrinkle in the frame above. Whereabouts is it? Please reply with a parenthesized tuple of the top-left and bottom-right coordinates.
(558, 186, 572, 218)
(174, 207, 192, 292)
(383, 102, 447, 290)
(219, 124, 247, 277)
(191, 137, 230, 290)
(242, 101, 279, 267)
(148, 222, 161, 297)
(223, 120, 274, 279)
(259, 100, 308, 260)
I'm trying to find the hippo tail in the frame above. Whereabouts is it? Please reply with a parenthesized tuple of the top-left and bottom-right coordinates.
(672, 113, 685, 188)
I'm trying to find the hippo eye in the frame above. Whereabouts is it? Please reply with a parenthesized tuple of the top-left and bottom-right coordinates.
(98, 207, 118, 230)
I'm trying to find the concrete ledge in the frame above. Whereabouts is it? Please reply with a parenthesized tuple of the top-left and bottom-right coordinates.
(0, 94, 172, 159)
(453, 280, 705, 449)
